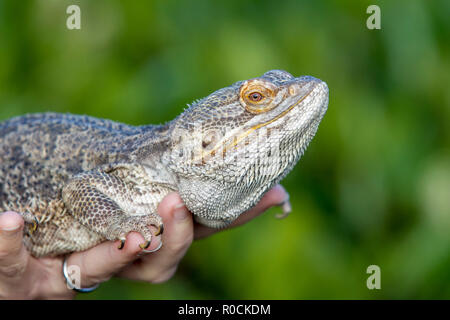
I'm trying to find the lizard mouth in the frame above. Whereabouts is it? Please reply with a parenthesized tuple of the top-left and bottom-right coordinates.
(216, 82, 318, 154)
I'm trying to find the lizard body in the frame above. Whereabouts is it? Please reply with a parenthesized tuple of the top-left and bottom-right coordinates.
(0, 70, 328, 257)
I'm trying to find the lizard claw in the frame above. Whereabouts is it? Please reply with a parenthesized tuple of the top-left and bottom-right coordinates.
(26, 216, 39, 236)
(139, 240, 151, 250)
(117, 239, 126, 250)
(30, 216, 39, 232)
(275, 197, 291, 219)
(154, 223, 164, 236)
(141, 240, 162, 253)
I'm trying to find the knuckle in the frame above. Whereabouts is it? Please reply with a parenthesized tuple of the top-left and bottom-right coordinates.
(78, 255, 110, 286)
(0, 250, 10, 260)
(0, 260, 27, 277)
(169, 233, 193, 255)
(0, 247, 21, 261)
(150, 267, 177, 284)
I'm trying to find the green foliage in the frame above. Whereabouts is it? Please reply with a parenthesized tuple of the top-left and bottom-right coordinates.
(1, 0, 449, 299)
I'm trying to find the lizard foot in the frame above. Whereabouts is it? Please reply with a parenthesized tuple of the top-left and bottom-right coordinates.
(108, 213, 163, 251)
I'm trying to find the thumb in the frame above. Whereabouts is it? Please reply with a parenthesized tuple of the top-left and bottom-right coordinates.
(0, 212, 29, 279)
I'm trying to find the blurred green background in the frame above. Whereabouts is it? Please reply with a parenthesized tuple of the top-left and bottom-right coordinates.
(1, 0, 449, 299)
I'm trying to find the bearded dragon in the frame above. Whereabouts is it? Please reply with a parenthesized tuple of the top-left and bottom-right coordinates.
(0, 70, 328, 257)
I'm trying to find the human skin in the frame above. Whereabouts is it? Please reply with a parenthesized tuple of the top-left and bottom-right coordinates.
(0, 185, 288, 299)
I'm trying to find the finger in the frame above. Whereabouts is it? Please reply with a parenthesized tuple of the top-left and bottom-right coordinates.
(194, 184, 289, 239)
(230, 184, 289, 226)
(64, 227, 162, 288)
(118, 192, 193, 283)
(0, 212, 29, 280)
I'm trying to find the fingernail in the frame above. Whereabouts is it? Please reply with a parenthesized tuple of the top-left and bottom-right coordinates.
(279, 194, 290, 206)
(0, 212, 22, 232)
(275, 196, 291, 219)
(174, 203, 188, 221)
(1, 225, 20, 232)
(0, 225, 21, 238)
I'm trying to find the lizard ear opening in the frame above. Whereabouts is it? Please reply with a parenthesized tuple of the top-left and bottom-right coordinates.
(239, 79, 281, 114)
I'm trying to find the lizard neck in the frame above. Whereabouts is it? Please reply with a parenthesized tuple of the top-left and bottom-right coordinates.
(124, 122, 173, 165)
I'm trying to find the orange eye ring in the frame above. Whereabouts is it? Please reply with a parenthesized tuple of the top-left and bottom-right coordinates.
(239, 79, 279, 114)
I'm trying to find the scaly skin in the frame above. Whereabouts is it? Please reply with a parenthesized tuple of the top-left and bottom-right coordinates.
(0, 70, 328, 257)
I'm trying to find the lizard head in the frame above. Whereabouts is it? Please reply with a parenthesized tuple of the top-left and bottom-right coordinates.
(167, 70, 329, 228)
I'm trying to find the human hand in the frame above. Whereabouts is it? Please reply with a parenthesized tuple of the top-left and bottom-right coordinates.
(0, 185, 289, 299)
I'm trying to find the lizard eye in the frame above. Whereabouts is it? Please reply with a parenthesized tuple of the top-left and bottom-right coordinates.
(248, 92, 264, 102)
(239, 79, 280, 114)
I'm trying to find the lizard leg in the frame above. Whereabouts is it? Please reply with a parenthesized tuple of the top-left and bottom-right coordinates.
(62, 171, 163, 250)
